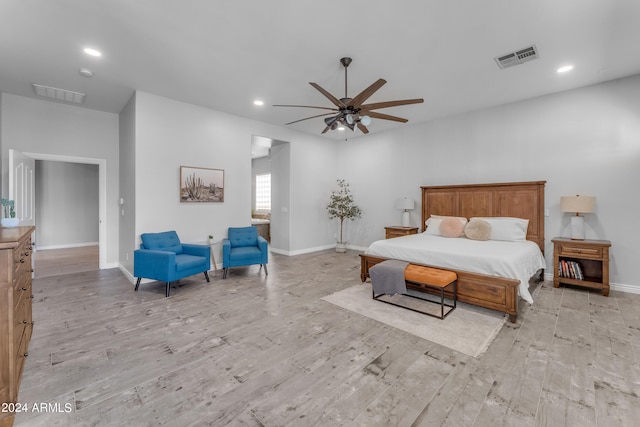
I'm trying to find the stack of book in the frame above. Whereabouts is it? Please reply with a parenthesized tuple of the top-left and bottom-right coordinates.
(559, 260, 584, 280)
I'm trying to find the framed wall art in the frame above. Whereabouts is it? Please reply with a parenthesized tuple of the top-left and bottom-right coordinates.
(180, 166, 224, 203)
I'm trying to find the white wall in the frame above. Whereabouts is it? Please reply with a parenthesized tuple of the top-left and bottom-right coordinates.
(117, 91, 339, 277)
(338, 74, 640, 290)
(35, 160, 99, 248)
(270, 143, 290, 252)
(119, 93, 136, 272)
(1, 93, 120, 266)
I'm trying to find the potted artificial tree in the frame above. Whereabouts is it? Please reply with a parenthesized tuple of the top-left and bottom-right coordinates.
(1, 198, 18, 228)
(327, 179, 362, 253)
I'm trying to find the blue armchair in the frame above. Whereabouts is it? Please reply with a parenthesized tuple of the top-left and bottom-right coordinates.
(134, 230, 210, 297)
(222, 226, 268, 279)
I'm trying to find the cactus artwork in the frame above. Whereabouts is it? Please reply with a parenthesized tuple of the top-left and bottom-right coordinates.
(180, 166, 224, 202)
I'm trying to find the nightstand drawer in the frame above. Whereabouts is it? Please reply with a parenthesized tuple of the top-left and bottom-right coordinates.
(384, 226, 418, 239)
(558, 244, 602, 258)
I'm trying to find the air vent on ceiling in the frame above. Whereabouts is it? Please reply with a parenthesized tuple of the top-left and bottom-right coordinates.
(494, 45, 539, 70)
(32, 83, 86, 104)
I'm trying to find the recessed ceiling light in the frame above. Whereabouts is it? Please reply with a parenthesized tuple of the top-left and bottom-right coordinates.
(83, 48, 102, 57)
(557, 65, 573, 73)
(253, 100, 264, 106)
(79, 68, 94, 77)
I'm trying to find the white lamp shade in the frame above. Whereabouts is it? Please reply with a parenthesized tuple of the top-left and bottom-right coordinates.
(395, 197, 414, 211)
(560, 195, 595, 213)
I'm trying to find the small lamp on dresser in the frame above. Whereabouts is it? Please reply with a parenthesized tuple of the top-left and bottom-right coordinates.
(395, 197, 414, 227)
(560, 194, 595, 240)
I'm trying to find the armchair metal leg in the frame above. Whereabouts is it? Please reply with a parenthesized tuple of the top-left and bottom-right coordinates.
(263, 264, 268, 275)
(135, 277, 141, 291)
(204, 271, 210, 282)
(223, 268, 228, 279)
(166, 282, 171, 297)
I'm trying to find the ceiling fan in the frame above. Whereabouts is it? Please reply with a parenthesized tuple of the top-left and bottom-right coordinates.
(274, 57, 424, 134)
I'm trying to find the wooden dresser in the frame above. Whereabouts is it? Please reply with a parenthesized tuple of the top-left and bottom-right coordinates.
(0, 226, 35, 427)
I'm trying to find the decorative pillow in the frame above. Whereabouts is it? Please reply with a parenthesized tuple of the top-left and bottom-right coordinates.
(439, 217, 465, 238)
(471, 217, 529, 241)
(424, 215, 467, 236)
(464, 219, 491, 241)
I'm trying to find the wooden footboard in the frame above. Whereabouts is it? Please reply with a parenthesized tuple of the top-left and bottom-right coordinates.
(360, 254, 519, 322)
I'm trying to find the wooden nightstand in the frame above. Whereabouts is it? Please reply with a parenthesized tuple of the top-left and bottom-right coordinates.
(552, 237, 611, 296)
(384, 226, 419, 239)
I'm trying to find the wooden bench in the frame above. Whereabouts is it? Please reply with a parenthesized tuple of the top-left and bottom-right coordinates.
(373, 264, 458, 319)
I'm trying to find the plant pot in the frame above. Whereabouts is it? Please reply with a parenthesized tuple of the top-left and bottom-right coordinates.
(1, 218, 19, 228)
(335, 242, 347, 253)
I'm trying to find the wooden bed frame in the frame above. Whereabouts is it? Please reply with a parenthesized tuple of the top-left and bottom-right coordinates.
(360, 181, 546, 322)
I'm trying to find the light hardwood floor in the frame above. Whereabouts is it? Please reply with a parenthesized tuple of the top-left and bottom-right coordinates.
(15, 249, 640, 426)
(33, 245, 99, 278)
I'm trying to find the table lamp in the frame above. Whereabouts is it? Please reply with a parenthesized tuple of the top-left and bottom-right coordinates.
(395, 197, 414, 227)
(560, 195, 595, 240)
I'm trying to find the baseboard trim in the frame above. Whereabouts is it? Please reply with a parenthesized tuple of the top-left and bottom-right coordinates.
(271, 244, 335, 256)
(118, 264, 139, 285)
(36, 242, 99, 251)
(543, 272, 638, 295)
(271, 243, 368, 257)
(610, 282, 640, 295)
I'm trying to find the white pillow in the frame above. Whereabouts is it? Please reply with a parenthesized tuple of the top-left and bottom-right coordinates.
(471, 217, 529, 241)
(424, 215, 468, 236)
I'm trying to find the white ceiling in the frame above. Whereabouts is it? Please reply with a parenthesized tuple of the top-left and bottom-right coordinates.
(2, 1, 639, 139)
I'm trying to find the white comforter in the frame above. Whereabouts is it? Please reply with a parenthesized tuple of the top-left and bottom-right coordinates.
(364, 234, 546, 304)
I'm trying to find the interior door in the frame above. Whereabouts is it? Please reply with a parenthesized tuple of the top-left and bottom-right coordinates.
(9, 149, 35, 226)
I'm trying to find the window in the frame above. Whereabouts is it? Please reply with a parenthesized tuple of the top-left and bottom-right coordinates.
(255, 173, 271, 211)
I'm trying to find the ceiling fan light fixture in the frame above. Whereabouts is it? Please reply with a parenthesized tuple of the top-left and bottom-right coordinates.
(274, 57, 423, 135)
(325, 115, 339, 127)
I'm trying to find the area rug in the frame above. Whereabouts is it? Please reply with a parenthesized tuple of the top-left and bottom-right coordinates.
(321, 283, 506, 358)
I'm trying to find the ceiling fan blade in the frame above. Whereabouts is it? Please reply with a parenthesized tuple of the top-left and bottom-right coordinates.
(347, 79, 387, 108)
(321, 125, 331, 134)
(273, 104, 339, 112)
(361, 111, 408, 123)
(309, 82, 346, 108)
(357, 123, 370, 134)
(285, 112, 337, 125)
(360, 98, 424, 111)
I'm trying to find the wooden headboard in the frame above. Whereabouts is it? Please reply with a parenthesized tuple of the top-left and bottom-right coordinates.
(421, 181, 546, 253)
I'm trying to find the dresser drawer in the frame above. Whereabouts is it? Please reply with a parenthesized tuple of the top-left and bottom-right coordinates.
(13, 246, 31, 278)
(14, 295, 28, 350)
(14, 327, 29, 392)
(13, 274, 31, 302)
(557, 244, 603, 259)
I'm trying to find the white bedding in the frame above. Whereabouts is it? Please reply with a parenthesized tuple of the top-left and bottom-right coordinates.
(364, 234, 546, 304)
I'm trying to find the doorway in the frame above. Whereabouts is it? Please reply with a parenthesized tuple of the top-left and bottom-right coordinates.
(250, 136, 290, 253)
(23, 152, 108, 269)
(33, 160, 99, 277)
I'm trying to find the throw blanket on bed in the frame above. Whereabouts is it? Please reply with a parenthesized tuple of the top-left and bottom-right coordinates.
(370, 259, 409, 295)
